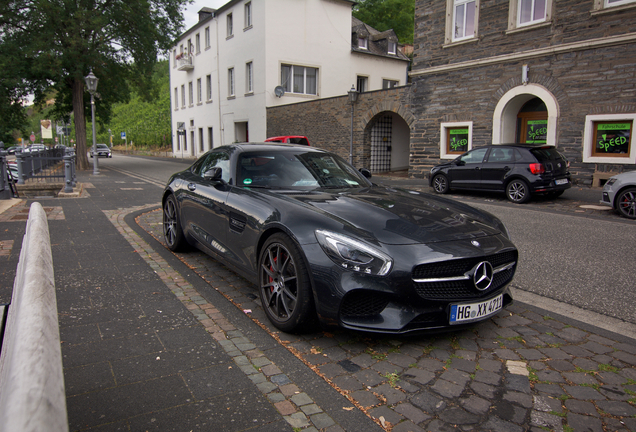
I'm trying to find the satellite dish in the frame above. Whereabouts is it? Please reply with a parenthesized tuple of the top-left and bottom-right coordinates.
(274, 86, 285, 98)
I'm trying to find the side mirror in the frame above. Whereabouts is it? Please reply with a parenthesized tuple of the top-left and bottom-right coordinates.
(203, 167, 224, 182)
(359, 168, 372, 179)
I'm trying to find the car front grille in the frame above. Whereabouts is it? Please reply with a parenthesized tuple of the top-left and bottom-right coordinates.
(340, 290, 390, 318)
(412, 250, 517, 301)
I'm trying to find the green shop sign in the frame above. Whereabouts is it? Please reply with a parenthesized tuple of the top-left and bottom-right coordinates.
(449, 128, 468, 152)
(596, 123, 631, 154)
(526, 120, 547, 144)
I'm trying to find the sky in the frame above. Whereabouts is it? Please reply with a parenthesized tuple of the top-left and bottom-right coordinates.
(182, 0, 228, 31)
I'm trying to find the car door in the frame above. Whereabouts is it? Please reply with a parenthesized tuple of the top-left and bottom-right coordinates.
(448, 148, 488, 189)
(179, 150, 232, 258)
(480, 147, 515, 191)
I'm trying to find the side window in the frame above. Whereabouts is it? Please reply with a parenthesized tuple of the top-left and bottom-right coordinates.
(195, 151, 231, 182)
(486, 147, 515, 163)
(460, 148, 487, 164)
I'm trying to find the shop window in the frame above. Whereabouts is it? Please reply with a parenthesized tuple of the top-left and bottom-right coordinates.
(516, 98, 547, 144)
(583, 114, 636, 163)
(440, 122, 473, 159)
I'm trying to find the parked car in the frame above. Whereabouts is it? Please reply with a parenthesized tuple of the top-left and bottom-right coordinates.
(23, 144, 47, 153)
(600, 170, 636, 219)
(4, 146, 20, 155)
(91, 144, 112, 158)
(264, 136, 310, 146)
(163, 143, 517, 334)
(429, 144, 571, 203)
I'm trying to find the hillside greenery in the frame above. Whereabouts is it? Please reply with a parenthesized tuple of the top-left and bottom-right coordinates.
(19, 61, 171, 150)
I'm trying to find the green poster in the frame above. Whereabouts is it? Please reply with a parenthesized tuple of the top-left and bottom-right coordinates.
(596, 123, 631, 154)
(526, 120, 547, 144)
(448, 128, 468, 153)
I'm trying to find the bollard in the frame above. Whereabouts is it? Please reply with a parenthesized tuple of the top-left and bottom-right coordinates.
(15, 150, 25, 185)
(0, 150, 9, 200)
(63, 154, 73, 193)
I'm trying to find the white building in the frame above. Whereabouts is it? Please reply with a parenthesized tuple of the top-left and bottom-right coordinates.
(169, 0, 410, 158)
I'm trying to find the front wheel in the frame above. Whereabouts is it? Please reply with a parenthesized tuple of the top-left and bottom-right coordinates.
(258, 233, 315, 333)
(163, 195, 188, 251)
(506, 179, 530, 203)
(616, 187, 636, 219)
(432, 174, 449, 194)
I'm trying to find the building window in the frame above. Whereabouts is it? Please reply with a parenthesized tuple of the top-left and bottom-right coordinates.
(246, 62, 253, 94)
(195, 33, 200, 53)
(188, 81, 193, 106)
(199, 128, 204, 152)
(281, 64, 318, 95)
(172, 49, 177, 67)
(227, 13, 233, 38)
(603, 0, 636, 6)
(382, 79, 399, 89)
(245, 2, 252, 28)
(205, 27, 210, 48)
(208, 127, 213, 150)
(583, 114, 636, 163)
(387, 41, 397, 54)
(358, 36, 368, 49)
(206, 74, 212, 101)
(187, 38, 192, 55)
(228, 68, 235, 97)
(181, 84, 185, 107)
(440, 122, 473, 159)
(174, 87, 179, 109)
(508, 0, 551, 30)
(197, 78, 202, 104)
(453, 0, 476, 41)
(356, 76, 367, 93)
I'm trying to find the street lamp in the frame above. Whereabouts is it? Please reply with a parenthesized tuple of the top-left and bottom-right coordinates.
(347, 85, 359, 164)
(85, 69, 99, 175)
(108, 128, 112, 147)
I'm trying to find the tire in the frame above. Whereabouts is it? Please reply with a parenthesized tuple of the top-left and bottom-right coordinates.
(258, 233, 316, 333)
(506, 179, 531, 203)
(616, 187, 636, 219)
(432, 174, 449, 194)
(163, 195, 188, 251)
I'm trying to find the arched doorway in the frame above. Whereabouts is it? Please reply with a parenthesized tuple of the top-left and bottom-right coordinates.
(517, 98, 547, 144)
(492, 84, 559, 146)
(367, 112, 410, 173)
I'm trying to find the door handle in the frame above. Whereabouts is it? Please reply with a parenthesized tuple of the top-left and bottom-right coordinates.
(187, 183, 196, 191)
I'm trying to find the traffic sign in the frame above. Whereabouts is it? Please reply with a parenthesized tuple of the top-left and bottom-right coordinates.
(30, 133, 36, 142)
(121, 132, 126, 139)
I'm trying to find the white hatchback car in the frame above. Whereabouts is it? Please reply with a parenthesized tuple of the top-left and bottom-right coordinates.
(601, 170, 636, 219)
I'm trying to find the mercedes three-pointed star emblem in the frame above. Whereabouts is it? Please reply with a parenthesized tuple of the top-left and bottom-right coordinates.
(473, 261, 494, 291)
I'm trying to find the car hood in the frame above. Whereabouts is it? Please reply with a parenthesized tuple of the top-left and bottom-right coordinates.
(280, 185, 505, 245)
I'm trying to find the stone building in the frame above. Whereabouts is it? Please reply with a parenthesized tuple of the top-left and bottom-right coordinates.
(269, 0, 636, 185)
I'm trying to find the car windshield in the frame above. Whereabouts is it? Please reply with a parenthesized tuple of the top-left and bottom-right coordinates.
(97, 145, 109, 149)
(237, 150, 370, 189)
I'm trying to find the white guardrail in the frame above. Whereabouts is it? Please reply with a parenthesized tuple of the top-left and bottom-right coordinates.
(0, 202, 68, 431)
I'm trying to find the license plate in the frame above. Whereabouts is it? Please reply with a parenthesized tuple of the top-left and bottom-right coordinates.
(555, 178, 568, 185)
(449, 294, 503, 324)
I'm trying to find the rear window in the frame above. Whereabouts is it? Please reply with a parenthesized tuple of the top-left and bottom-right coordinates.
(530, 147, 565, 161)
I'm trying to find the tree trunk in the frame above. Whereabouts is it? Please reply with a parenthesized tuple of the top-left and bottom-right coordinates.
(72, 78, 90, 170)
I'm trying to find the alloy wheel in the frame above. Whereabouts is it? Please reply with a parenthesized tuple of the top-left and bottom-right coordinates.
(260, 243, 298, 323)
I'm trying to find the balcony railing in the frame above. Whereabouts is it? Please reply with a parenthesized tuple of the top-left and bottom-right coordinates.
(177, 55, 194, 71)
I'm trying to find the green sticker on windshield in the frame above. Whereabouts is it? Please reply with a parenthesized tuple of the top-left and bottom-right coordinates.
(243, 178, 252, 185)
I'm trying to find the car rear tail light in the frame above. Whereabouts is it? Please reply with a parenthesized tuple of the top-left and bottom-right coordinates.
(529, 163, 545, 175)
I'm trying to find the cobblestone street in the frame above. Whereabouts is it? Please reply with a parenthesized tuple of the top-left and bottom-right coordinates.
(135, 206, 636, 432)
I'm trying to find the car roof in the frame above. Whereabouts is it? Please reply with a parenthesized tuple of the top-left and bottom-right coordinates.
(215, 142, 326, 153)
(265, 136, 307, 140)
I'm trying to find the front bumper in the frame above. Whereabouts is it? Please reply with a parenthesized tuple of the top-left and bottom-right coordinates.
(303, 236, 518, 334)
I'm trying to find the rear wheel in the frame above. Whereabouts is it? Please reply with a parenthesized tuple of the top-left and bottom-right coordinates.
(258, 233, 315, 333)
(432, 174, 449, 194)
(616, 187, 636, 219)
(163, 195, 188, 251)
(506, 179, 530, 203)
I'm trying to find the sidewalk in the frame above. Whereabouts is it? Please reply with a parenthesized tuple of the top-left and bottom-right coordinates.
(0, 166, 634, 432)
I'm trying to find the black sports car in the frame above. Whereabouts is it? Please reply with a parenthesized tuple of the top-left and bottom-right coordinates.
(163, 144, 518, 334)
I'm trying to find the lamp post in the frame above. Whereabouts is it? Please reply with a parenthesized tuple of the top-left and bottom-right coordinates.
(347, 85, 359, 165)
(85, 69, 99, 175)
(108, 128, 112, 148)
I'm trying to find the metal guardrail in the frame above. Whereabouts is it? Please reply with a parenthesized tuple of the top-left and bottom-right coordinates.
(0, 202, 68, 432)
(13, 147, 76, 193)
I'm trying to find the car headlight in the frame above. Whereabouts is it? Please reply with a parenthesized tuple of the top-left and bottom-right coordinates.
(315, 230, 393, 276)
(606, 178, 617, 186)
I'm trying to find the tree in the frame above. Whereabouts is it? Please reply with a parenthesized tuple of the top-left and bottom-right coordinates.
(0, 0, 188, 169)
(353, 0, 415, 45)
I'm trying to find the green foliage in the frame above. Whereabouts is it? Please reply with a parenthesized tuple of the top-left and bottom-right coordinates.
(353, 0, 415, 45)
